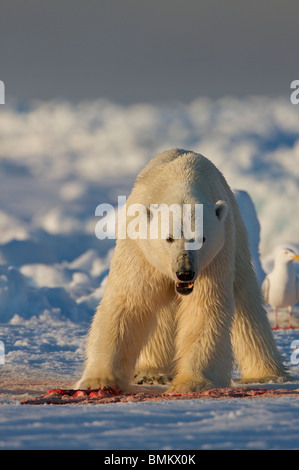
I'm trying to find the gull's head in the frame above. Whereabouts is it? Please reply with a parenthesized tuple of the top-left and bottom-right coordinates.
(275, 248, 299, 265)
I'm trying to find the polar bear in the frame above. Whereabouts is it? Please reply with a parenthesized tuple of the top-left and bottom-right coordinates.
(76, 149, 286, 392)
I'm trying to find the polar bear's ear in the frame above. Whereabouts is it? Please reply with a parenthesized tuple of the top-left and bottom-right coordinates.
(215, 200, 228, 221)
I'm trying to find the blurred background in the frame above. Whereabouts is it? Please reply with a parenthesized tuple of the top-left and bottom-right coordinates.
(0, 0, 298, 322)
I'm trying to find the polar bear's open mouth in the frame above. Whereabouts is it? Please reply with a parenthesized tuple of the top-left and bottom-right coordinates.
(176, 281, 194, 295)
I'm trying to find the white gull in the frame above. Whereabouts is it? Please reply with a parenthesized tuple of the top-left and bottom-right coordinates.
(262, 248, 299, 329)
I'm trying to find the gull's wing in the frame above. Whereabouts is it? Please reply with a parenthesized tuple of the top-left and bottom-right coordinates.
(262, 276, 270, 303)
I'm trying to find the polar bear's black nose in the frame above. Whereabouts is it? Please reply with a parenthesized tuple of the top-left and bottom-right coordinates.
(176, 271, 195, 282)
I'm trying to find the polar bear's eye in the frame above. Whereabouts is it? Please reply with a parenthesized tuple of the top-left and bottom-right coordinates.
(166, 237, 175, 243)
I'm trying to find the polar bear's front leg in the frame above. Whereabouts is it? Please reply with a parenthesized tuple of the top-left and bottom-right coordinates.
(169, 290, 235, 392)
(75, 296, 157, 391)
(75, 236, 173, 391)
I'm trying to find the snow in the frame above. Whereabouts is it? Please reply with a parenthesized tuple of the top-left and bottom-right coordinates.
(1, 398, 299, 450)
(0, 96, 299, 450)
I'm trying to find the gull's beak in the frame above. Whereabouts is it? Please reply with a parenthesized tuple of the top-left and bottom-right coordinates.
(292, 255, 299, 261)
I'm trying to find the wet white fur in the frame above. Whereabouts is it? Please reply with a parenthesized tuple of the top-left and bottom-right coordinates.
(76, 149, 286, 392)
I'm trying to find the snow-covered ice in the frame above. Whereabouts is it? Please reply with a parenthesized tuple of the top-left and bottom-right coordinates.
(0, 96, 299, 450)
(1, 397, 299, 450)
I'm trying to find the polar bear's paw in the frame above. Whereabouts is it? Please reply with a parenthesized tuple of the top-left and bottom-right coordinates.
(236, 374, 286, 385)
(134, 373, 173, 386)
(75, 377, 104, 390)
(167, 378, 213, 393)
(75, 375, 127, 391)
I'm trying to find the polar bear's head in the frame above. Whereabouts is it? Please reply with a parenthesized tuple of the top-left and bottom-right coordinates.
(137, 197, 228, 295)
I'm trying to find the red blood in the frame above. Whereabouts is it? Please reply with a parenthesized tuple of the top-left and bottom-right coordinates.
(31, 386, 299, 405)
(73, 390, 87, 398)
(43, 388, 66, 397)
